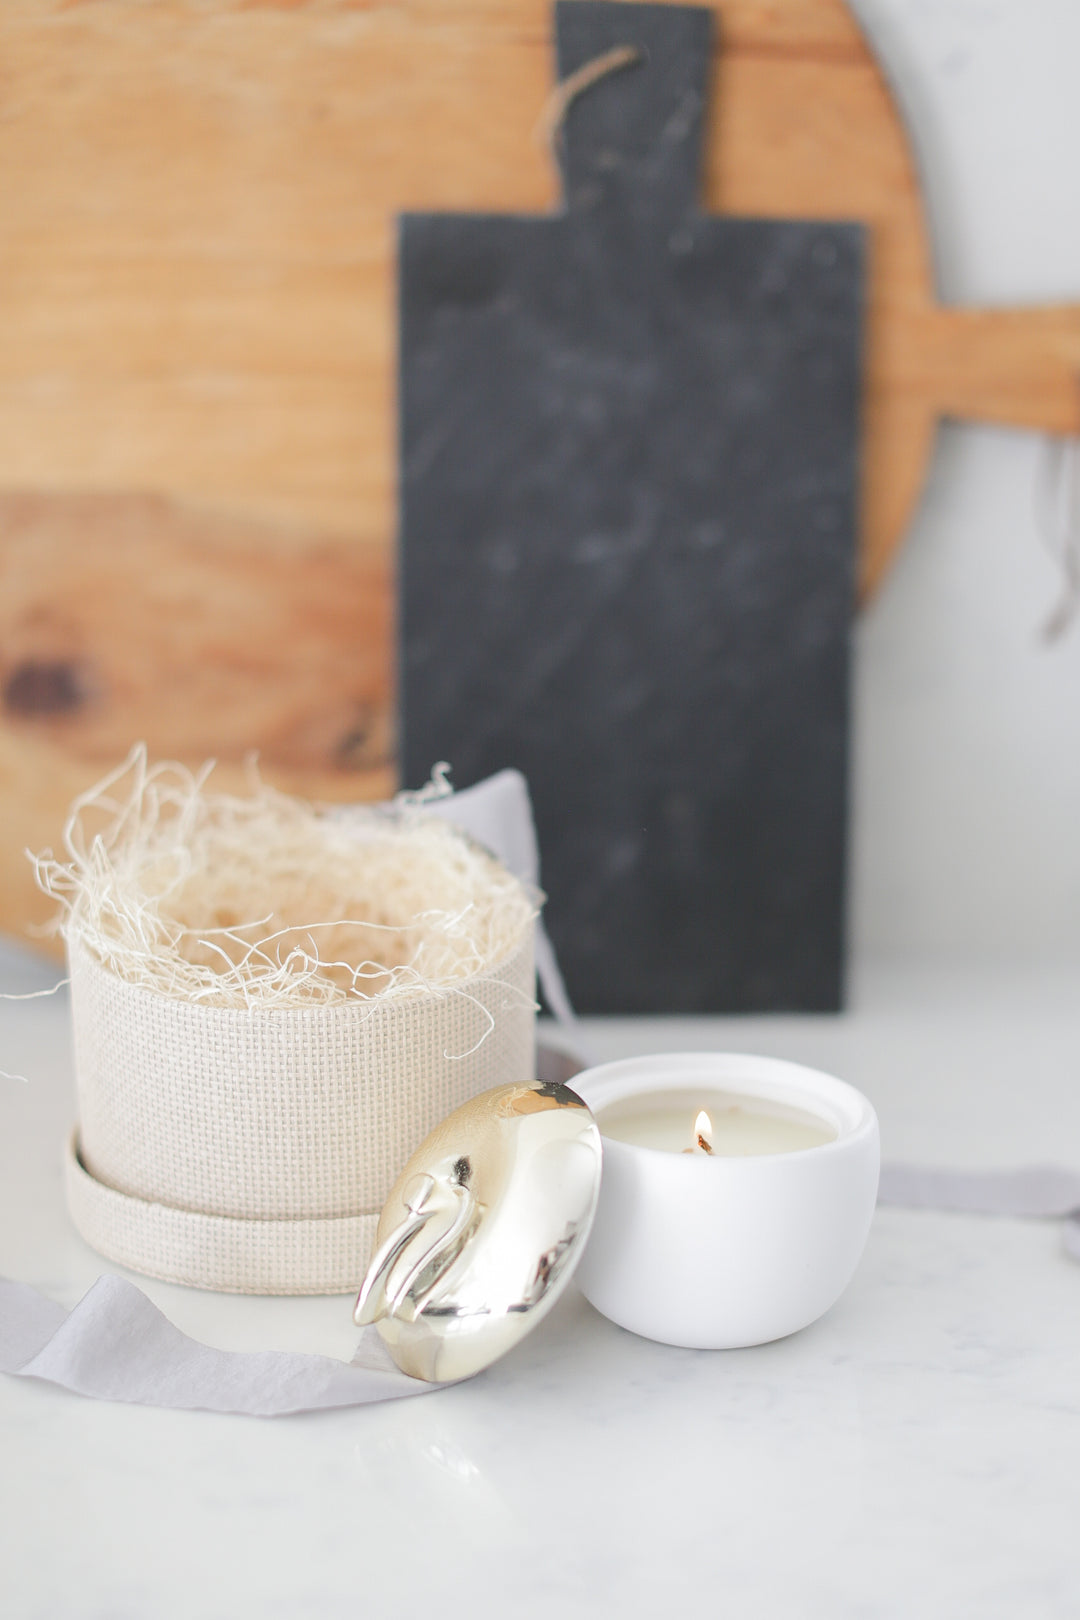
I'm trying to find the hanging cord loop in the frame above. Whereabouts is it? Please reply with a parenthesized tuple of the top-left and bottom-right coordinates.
(535, 43, 646, 161)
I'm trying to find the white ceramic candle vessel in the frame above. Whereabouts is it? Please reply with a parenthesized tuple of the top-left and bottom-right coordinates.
(572, 1053, 880, 1349)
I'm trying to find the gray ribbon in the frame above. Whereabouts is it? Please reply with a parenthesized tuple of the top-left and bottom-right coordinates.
(0, 1273, 433, 1416)
(878, 1163, 1080, 1261)
(4, 1163, 1079, 1418)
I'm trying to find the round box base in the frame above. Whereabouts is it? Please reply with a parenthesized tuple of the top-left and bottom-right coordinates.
(65, 1134, 378, 1296)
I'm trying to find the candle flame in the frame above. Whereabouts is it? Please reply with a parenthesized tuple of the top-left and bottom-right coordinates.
(694, 1110, 714, 1155)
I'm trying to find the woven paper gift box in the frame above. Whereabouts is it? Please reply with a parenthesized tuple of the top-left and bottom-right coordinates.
(39, 755, 537, 1296)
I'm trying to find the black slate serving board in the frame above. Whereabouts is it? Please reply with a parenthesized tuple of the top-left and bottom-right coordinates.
(400, 0, 864, 1013)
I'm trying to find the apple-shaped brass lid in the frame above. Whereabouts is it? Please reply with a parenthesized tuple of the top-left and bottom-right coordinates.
(354, 1080, 602, 1383)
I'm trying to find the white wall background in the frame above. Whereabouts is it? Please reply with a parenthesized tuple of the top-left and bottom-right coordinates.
(847, 0, 1080, 962)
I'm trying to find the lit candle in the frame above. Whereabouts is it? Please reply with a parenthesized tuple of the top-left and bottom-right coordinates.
(572, 1053, 880, 1350)
(689, 1109, 713, 1155)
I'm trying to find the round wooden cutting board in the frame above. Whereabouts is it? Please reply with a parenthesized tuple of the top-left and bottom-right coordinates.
(1, 0, 1078, 946)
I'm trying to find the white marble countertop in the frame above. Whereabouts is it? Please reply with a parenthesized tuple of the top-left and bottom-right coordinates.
(3, 951, 1080, 1619)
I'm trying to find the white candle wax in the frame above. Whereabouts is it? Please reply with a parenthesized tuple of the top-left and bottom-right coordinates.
(597, 1088, 836, 1157)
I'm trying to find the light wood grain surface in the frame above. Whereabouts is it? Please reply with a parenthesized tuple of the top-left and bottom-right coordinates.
(2, 0, 1078, 946)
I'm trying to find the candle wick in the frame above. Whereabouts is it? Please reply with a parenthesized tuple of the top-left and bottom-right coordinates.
(696, 1133, 713, 1155)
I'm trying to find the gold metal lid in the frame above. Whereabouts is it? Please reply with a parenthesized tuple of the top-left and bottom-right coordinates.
(354, 1080, 602, 1382)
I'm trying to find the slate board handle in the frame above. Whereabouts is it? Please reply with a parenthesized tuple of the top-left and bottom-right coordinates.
(554, 1, 713, 222)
